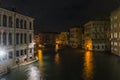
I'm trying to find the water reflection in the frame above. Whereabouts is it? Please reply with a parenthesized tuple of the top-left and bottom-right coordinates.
(55, 53, 60, 64)
(27, 65, 41, 80)
(38, 49, 43, 66)
(55, 44, 59, 52)
(83, 51, 94, 80)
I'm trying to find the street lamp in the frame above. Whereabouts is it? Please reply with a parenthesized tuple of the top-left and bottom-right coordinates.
(0, 50, 5, 57)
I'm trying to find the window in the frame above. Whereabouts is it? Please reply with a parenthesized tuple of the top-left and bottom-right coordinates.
(24, 33, 27, 43)
(30, 48, 32, 53)
(114, 23, 117, 28)
(3, 15, 7, 27)
(111, 33, 113, 38)
(111, 42, 113, 45)
(16, 18, 19, 28)
(29, 34, 32, 43)
(20, 19, 23, 29)
(16, 33, 19, 44)
(20, 33, 23, 44)
(20, 50, 24, 56)
(3, 32, 7, 45)
(9, 51, 13, 59)
(16, 51, 19, 57)
(114, 42, 117, 46)
(8, 33, 12, 45)
(29, 22, 32, 30)
(114, 32, 117, 38)
(24, 20, 27, 29)
(9, 16, 12, 27)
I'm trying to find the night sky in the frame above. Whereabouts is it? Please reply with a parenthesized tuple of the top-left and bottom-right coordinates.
(1, 0, 120, 34)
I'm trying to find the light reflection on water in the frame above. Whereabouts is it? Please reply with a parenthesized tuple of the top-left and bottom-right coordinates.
(38, 49, 43, 66)
(55, 53, 60, 64)
(27, 65, 40, 80)
(83, 51, 94, 80)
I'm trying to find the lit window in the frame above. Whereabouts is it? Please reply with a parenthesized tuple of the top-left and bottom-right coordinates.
(3, 15, 7, 27)
(114, 32, 117, 38)
(111, 42, 113, 45)
(111, 33, 113, 38)
(114, 16, 117, 19)
(114, 23, 117, 28)
(114, 42, 117, 46)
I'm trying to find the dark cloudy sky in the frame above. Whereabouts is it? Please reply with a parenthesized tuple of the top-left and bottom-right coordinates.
(1, 0, 120, 34)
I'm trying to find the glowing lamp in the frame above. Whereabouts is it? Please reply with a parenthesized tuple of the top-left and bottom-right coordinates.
(0, 50, 5, 57)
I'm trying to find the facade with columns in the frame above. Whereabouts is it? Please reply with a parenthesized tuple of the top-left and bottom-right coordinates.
(84, 20, 110, 51)
(110, 7, 120, 56)
(0, 8, 34, 75)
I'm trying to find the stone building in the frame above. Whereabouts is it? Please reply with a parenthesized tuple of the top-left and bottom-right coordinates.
(56, 32, 69, 46)
(0, 8, 34, 75)
(110, 7, 120, 56)
(84, 20, 110, 51)
(69, 27, 82, 48)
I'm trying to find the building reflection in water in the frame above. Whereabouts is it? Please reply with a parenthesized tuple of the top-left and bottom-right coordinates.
(55, 53, 60, 64)
(38, 49, 43, 66)
(83, 51, 94, 80)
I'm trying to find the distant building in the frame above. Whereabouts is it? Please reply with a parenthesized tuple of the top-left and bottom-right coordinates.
(56, 32, 69, 46)
(38, 32, 59, 47)
(69, 27, 82, 48)
(0, 8, 34, 75)
(110, 7, 120, 56)
(84, 20, 110, 51)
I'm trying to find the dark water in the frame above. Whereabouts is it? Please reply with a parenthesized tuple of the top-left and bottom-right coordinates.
(1, 49, 120, 80)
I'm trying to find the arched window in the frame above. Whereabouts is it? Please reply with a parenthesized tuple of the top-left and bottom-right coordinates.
(16, 33, 19, 44)
(9, 16, 12, 27)
(16, 18, 19, 28)
(8, 33, 12, 45)
(20, 33, 23, 44)
(3, 32, 7, 45)
(24, 20, 27, 29)
(20, 19, 23, 29)
(29, 22, 32, 30)
(16, 50, 19, 57)
(24, 33, 27, 43)
(3, 15, 7, 27)
(29, 34, 32, 43)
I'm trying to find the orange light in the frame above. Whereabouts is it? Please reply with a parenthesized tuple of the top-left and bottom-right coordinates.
(83, 51, 94, 80)
(38, 49, 43, 65)
(55, 53, 60, 64)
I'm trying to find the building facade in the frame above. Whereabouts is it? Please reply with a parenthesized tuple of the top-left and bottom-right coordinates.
(56, 32, 69, 46)
(84, 20, 110, 51)
(38, 32, 58, 48)
(69, 27, 82, 48)
(0, 8, 34, 74)
(110, 7, 120, 56)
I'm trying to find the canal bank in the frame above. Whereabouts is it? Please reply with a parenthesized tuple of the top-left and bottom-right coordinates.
(0, 59, 38, 79)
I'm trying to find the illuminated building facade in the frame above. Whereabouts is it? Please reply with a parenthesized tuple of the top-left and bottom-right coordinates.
(57, 32, 69, 46)
(38, 32, 58, 47)
(110, 7, 120, 56)
(0, 8, 34, 74)
(69, 27, 82, 48)
(84, 20, 110, 51)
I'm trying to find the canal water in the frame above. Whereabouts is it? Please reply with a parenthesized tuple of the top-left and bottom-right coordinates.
(1, 49, 120, 80)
